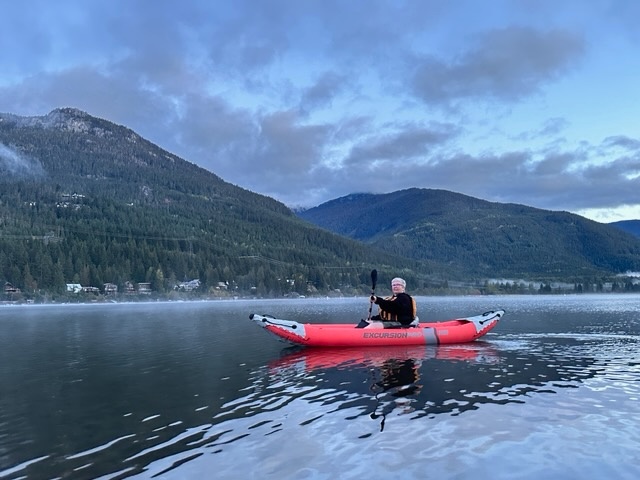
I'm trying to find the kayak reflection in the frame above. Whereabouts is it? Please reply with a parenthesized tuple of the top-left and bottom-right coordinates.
(270, 343, 500, 371)
(265, 340, 599, 433)
(269, 343, 501, 432)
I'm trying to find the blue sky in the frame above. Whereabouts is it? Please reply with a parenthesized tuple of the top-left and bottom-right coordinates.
(1, 0, 639, 222)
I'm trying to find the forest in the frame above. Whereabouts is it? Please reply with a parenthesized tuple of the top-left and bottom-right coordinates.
(0, 109, 420, 301)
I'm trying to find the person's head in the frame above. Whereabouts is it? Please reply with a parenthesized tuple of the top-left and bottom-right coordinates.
(391, 277, 406, 294)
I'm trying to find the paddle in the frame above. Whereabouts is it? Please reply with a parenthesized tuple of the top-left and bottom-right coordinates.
(367, 269, 378, 321)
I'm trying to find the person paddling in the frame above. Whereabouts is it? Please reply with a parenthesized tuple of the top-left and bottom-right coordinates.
(356, 277, 417, 328)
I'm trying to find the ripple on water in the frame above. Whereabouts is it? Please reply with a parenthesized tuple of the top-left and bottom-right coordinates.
(2, 298, 640, 479)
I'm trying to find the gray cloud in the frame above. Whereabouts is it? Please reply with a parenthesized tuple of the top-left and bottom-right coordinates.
(602, 136, 640, 151)
(300, 72, 349, 113)
(344, 123, 459, 167)
(1, 1, 638, 220)
(411, 27, 584, 105)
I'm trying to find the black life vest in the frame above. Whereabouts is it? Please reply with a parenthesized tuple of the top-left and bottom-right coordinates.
(377, 293, 417, 324)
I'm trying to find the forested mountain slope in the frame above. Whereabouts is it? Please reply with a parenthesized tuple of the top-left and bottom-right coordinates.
(0, 108, 416, 298)
(298, 189, 640, 280)
(4, 108, 638, 301)
(610, 220, 640, 238)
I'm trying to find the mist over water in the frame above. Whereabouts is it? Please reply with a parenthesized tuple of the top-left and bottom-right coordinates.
(1, 295, 640, 479)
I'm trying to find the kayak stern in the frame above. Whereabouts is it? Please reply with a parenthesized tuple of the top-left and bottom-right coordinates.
(250, 313, 308, 345)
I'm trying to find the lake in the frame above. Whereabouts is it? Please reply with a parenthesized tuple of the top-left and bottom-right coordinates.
(1, 294, 640, 479)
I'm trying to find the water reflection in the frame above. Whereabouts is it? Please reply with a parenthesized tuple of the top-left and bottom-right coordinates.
(369, 358, 422, 432)
(260, 339, 601, 435)
(2, 298, 639, 480)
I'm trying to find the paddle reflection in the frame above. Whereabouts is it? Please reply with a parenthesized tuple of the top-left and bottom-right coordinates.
(269, 343, 503, 431)
(267, 340, 599, 432)
(369, 357, 421, 431)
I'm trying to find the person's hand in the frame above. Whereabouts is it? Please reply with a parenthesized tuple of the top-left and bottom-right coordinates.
(370, 295, 376, 303)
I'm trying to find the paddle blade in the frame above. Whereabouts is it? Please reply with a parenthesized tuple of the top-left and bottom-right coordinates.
(371, 269, 377, 290)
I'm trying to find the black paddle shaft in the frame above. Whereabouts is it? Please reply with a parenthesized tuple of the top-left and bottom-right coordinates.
(367, 269, 377, 320)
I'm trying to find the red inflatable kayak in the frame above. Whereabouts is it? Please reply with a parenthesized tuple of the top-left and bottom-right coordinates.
(249, 309, 504, 347)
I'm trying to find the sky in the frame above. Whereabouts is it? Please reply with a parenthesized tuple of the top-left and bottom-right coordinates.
(1, 0, 639, 222)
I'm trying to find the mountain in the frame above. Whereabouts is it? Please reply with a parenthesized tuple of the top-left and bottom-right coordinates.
(0, 108, 416, 299)
(610, 220, 640, 238)
(4, 109, 638, 301)
(298, 188, 640, 280)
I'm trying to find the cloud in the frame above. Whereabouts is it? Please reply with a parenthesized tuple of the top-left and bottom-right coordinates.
(305, 133, 640, 216)
(182, 107, 334, 202)
(411, 27, 585, 105)
(534, 117, 571, 139)
(257, 110, 331, 173)
(300, 72, 349, 113)
(602, 135, 640, 151)
(1, 1, 639, 220)
(344, 122, 459, 167)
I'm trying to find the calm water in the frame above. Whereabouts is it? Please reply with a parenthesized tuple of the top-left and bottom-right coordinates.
(1, 295, 640, 480)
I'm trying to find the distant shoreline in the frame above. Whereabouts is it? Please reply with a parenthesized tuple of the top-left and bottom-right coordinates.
(3, 290, 640, 308)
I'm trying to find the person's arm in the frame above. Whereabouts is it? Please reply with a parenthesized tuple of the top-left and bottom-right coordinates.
(374, 295, 407, 314)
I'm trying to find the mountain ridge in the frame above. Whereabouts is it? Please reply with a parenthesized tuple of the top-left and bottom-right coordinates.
(610, 219, 640, 238)
(2, 108, 639, 302)
(298, 188, 640, 279)
(1, 108, 418, 299)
